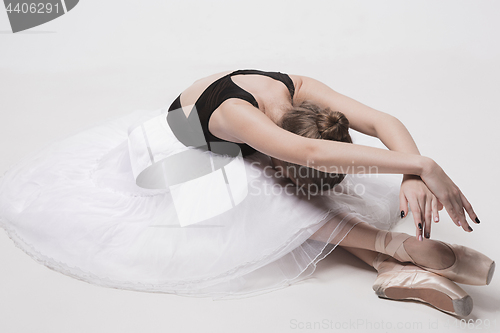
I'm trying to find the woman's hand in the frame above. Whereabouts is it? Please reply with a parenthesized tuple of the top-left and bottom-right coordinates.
(419, 157, 480, 233)
(400, 174, 443, 241)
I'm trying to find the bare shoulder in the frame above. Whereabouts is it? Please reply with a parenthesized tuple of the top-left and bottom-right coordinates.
(287, 74, 304, 90)
(284, 73, 395, 136)
(287, 74, 313, 106)
(284, 74, 353, 110)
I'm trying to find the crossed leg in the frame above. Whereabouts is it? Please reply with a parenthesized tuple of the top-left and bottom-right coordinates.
(309, 212, 455, 270)
(341, 246, 379, 267)
(310, 212, 478, 317)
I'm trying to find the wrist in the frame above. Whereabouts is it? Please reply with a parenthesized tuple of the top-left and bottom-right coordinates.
(403, 174, 421, 181)
(419, 156, 437, 178)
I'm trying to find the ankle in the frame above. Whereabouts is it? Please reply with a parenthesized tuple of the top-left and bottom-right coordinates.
(378, 232, 415, 263)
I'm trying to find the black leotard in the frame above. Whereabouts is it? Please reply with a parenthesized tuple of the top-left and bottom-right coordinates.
(167, 69, 295, 157)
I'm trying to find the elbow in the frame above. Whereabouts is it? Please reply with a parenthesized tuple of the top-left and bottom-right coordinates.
(373, 113, 403, 137)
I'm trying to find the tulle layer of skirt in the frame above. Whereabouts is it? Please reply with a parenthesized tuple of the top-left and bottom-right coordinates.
(0, 108, 403, 299)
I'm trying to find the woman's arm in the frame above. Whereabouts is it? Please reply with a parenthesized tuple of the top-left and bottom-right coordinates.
(291, 75, 478, 235)
(218, 99, 477, 232)
(217, 99, 429, 176)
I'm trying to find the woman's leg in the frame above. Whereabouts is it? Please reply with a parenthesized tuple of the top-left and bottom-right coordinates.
(341, 246, 378, 267)
(309, 212, 455, 270)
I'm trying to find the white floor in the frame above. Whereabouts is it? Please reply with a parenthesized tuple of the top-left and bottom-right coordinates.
(1, 1, 499, 332)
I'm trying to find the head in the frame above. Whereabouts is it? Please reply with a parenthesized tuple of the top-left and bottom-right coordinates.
(272, 101, 352, 192)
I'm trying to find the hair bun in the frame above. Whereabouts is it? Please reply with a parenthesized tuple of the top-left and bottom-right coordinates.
(316, 108, 351, 142)
(279, 101, 352, 144)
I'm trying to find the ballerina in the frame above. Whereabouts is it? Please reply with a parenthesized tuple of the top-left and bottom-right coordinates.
(0, 69, 494, 317)
(168, 69, 495, 315)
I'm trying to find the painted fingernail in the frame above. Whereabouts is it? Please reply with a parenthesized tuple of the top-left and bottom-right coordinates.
(425, 232, 430, 239)
(418, 223, 422, 230)
(401, 211, 405, 218)
(475, 217, 480, 224)
(468, 226, 473, 232)
(434, 216, 439, 222)
(419, 235, 423, 241)
(458, 221, 462, 227)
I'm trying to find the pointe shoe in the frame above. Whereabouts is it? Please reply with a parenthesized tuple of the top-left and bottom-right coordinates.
(374, 230, 495, 286)
(372, 253, 473, 317)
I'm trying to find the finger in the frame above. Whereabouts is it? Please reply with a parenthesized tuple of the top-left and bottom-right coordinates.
(432, 197, 439, 223)
(441, 191, 463, 227)
(399, 192, 408, 219)
(437, 200, 444, 211)
(408, 197, 423, 241)
(461, 192, 480, 225)
(451, 194, 471, 232)
(443, 200, 461, 227)
(424, 196, 432, 239)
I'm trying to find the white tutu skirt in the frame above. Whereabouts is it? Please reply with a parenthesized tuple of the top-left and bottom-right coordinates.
(0, 108, 403, 299)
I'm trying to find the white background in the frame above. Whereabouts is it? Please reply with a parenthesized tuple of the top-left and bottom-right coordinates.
(1, 0, 499, 332)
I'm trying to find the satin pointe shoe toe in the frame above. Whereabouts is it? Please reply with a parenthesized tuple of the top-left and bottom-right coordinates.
(372, 253, 473, 317)
(435, 243, 495, 286)
(374, 230, 495, 286)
